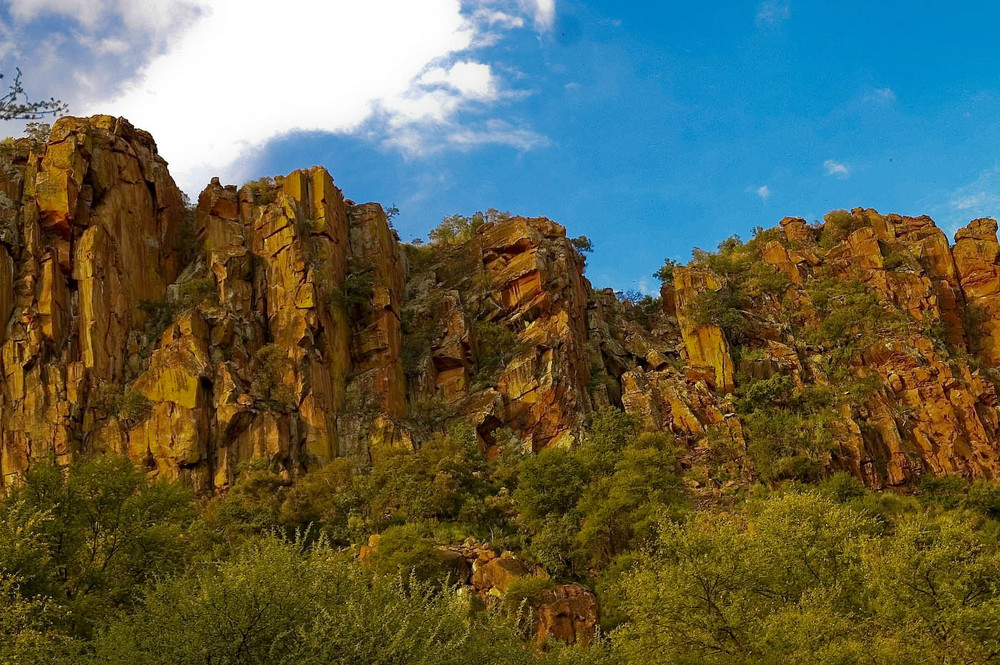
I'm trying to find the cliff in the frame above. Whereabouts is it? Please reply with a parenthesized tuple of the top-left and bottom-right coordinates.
(2, 115, 1000, 492)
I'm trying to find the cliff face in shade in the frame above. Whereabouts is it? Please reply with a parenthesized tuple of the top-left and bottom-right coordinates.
(3, 116, 1000, 492)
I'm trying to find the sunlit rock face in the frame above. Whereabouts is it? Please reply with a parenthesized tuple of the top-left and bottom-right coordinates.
(3, 116, 1000, 492)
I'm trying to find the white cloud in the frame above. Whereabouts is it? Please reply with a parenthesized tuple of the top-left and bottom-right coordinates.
(755, 185, 771, 201)
(473, 9, 525, 29)
(873, 87, 896, 101)
(755, 0, 790, 27)
(385, 118, 547, 156)
(824, 159, 850, 179)
(637, 276, 656, 297)
(52, 0, 553, 192)
(7, 0, 555, 193)
(9, 0, 200, 38)
(519, 0, 555, 30)
(950, 167, 1000, 212)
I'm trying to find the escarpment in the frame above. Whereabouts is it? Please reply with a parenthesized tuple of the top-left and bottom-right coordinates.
(4, 116, 1000, 492)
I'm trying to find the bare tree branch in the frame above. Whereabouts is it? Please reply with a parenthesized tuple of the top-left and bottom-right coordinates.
(0, 68, 68, 121)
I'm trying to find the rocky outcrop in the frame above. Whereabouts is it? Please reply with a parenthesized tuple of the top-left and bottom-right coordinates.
(3, 116, 1000, 494)
(0, 118, 404, 488)
(673, 268, 735, 393)
(0, 116, 182, 483)
(535, 584, 600, 646)
(953, 217, 1000, 363)
(481, 217, 592, 451)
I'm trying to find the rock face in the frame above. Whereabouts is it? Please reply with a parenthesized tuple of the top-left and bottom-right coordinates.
(0, 116, 182, 483)
(0, 118, 404, 489)
(3, 118, 1000, 495)
(673, 267, 735, 392)
(535, 584, 600, 646)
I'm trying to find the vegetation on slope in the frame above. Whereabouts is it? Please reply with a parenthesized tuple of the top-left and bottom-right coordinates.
(3, 413, 1000, 663)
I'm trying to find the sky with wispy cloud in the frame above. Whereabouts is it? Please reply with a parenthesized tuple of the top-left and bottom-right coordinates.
(3, 0, 1000, 293)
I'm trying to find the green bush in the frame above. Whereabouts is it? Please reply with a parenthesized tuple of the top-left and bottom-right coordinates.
(2, 456, 194, 638)
(430, 212, 485, 245)
(805, 278, 908, 353)
(655, 258, 680, 284)
(501, 575, 558, 616)
(93, 385, 152, 427)
(474, 321, 523, 384)
(327, 272, 375, 319)
(174, 193, 201, 267)
(91, 535, 572, 665)
(820, 471, 868, 502)
(743, 408, 834, 484)
(242, 176, 277, 205)
(682, 286, 748, 343)
(819, 209, 863, 247)
(610, 491, 1000, 665)
(177, 277, 218, 308)
(250, 344, 297, 411)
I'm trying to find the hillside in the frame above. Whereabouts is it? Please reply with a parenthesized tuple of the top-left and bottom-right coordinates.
(4, 116, 1000, 663)
(2, 115, 1000, 492)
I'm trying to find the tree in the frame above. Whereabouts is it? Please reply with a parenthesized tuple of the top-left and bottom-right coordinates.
(90, 535, 605, 665)
(4, 456, 195, 637)
(0, 69, 67, 121)
(655, 258, 679, 284)
(571, 235, 593, 255)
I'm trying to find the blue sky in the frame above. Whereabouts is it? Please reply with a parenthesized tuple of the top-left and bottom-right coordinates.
(3, 1, 1000, 294)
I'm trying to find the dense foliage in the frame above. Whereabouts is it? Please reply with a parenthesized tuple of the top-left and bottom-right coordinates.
(4, 414, 1000, 663)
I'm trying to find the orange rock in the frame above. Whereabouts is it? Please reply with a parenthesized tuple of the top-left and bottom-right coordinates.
(673, 267, 735, 393)
(534, 584, 600, 646)
(954, 218, 1000, 364)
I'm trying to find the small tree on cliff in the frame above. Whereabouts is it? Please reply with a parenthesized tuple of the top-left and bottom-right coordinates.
(0, 68, 67, 121)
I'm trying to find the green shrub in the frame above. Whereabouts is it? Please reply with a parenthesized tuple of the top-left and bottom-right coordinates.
(747, 260, 791, 296)
(250, 344, 297, 411)
(327, 271, 374, 319)
(501, 575, 558, 615)
(682, 286, 748, 343)
(878, 240, 910, 271)
(963, 302, 991, 353)
(138, 298, 178, 343)
(24, 121, 50, 148)
(242, 176, 277, 205)
(733, 373, 794, 414)
(820, 471, 868, 502)
(91, 535, 562, 665)
(743, 408, 834, 483)
(366, 523, 468, 586)
(917, 474, 968, 509)
(94, 385, 152, 427)
(965, 480, 1000, 518)
(805, 278, 907, 353)
(474, 321, 523, 384)
(655, 258, 680, 284)
(575, 433, 686, 567)
(429, 212, 485, 245)
(819, 209, 863, 247)
(4, 456, 194, 637)
(174, 193, 201, 267)
(571, 235, 593, 262)
(513, 448, 589, 528)
(178, 277, 218, 308)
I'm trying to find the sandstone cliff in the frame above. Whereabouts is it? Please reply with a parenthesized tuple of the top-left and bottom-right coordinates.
(3, 116, 1000, 493)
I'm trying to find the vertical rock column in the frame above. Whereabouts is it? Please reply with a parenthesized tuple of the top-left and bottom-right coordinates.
(953, 218, 1000, 365)
(0, 116, 181, 485)
(481, 217, 592, 450)
(673, 267, 735, 393)
(337, 202, 408, 462)
(249, 167, 352, 464)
